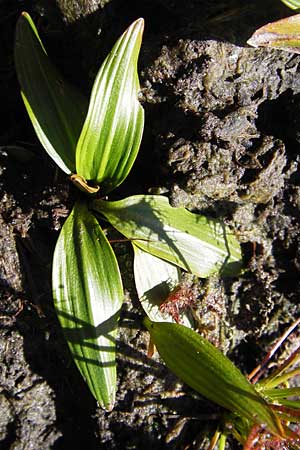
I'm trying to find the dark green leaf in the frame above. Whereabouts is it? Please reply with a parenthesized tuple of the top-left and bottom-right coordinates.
(76, 19, 144, 192)
(263, 387, 300, 401)
(144, 318, 283, 437)
(14, 12, 88, 174)
(52, 202, 123, 409)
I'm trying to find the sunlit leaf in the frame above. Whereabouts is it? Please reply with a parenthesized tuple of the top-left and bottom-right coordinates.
(247, 14, 300, 53)
(93, 195, 242, 277)
(144, 318, 283, 437)
(14, 12, 88, 174)
(52, 202, 123, 410)
(76, 19, 144, 193)
(281, 0, 300, 10)
(133, 245, 193, 326)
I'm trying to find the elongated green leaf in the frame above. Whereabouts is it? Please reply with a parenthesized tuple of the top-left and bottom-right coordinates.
(52, 202, 123, 409)
(133, 245, 193, 327)
(93, 195, 242, 277)
(263, 387, 300, 400)
(14, 12, 88, 174)
(76, 19, 144, 192)
(144, 318, 283, 437)
(247, 14, 300, 53)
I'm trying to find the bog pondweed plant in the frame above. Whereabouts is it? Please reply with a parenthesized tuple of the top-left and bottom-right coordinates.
(14, 11, 241, 410)
(15, 11, 298, 450)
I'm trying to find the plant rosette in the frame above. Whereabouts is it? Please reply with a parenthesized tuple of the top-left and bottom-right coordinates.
(15, 11, 242, 413)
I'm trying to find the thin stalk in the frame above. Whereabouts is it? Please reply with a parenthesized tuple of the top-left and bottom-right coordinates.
(208, 430, 221, 450)
(248, 318, 300, 383)
(218, 433, 227, 450)
(259, 353, 300, 389)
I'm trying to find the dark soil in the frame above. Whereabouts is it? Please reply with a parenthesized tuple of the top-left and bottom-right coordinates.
(1, 0, 300, 449)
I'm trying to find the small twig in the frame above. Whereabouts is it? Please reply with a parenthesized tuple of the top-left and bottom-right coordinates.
(248, 317, 300, 383)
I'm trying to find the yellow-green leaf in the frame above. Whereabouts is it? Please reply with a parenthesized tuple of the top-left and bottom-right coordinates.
(247, 14, 300, 53)
(76, 19, 144, 192)
(281, 0, 300, 10)
(52, 202, 123, 409)
(93, 195, 242, 277)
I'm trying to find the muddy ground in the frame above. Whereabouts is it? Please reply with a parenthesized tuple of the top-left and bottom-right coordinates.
(1, 0, 300, 449)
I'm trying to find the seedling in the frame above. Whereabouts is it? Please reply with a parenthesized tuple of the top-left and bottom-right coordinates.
(14, 13, 242, 410)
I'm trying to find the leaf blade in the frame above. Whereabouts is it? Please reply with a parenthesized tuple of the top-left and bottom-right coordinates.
(133, 244, 193, 326)
(14, 12, 88, 173)
(94, 195, 242, 277)
(144, 318, 283, 437)
(247, 14, 300, 54)
(281, 0, 300, 10)
(76, 19, 144, 192)
(52, 202, 123, 409)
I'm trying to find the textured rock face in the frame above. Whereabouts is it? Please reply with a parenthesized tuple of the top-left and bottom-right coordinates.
(56, 0, 112, 23)
(142, 39, 300, 209)
(140, 33, 300, 344)
(1, 0, 300, 449)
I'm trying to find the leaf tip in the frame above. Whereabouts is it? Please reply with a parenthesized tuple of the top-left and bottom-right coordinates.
(135, 17, 145, 30)
(130, 17, 145, 41)
(19, 11, 32, 25)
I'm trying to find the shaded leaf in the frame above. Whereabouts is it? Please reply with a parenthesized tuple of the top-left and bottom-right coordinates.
(76, 19, 144, 193)
(133, 244, 193, 327)
(144, 318, 283, 437)
(93, 195, 242, 277)
(52, 202, 123, 409)
(247, 14, 300, 53)
(14, 12, 88, 174)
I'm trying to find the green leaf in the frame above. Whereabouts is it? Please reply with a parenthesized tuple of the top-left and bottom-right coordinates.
(52, 202, 123, 410)
(281, 0, 300, 10)
(133, 244, 193, 327)
(14, 12, 88, 174)
(144, 318, 283, 437)
(93, 195, 242, 277)
(76, 19, 144, 193)
(247, 14, 300, 54)
(263, 387, 300, 401)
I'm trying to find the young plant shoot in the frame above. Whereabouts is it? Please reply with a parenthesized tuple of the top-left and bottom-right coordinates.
(14, 10, 243, 431)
